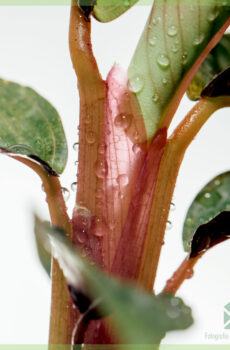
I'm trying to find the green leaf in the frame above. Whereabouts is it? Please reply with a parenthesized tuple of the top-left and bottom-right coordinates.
(0, 79, 67, 174)
(93, 0, 139, 22)
(187, 34, 230, 100)
(34, 219, 51, 277)
(35, 216, 193, 345)
(128, 0, 230, 139)
(183, 172, 230, 252)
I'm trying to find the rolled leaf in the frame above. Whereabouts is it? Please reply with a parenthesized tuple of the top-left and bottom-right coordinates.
(0, 79, 67, 174)
(93, 0, 139, 22)
(35, 216, 193, 345)
(128, 0, 230, 139)
(187, 34, 230, 100)
(183, 172, 230, 252)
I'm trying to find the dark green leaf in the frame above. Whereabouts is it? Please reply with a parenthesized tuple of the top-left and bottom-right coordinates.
(128, 0, 230, 139)
(93, 0, 139, 22)
(187, 34, 230, 100)
(35, 216, 193, 345)
(190, 211, 230, 258)
(34, 219, 51, 277)
(201, 66, 230, 98)
(0, 79, 67, 173)
(183, 172, 230, 252)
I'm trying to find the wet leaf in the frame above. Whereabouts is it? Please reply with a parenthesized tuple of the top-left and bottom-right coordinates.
(128, 0, 230, 139)
(35, 216, 193, 344)
(0, 79, 67, 173)
(93, 0, 139, 22)
(183, 172, 230, 252)
(187, 34, 230, 100)
(201, 66, 230, 98)
(190, 211, 230, 258)
(34, 219, 52, 277)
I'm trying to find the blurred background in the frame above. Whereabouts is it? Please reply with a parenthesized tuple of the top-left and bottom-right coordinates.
(0, 4, 229, 345)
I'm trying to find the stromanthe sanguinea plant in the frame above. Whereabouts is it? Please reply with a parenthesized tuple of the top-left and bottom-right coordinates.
(0, 0, 230, 348)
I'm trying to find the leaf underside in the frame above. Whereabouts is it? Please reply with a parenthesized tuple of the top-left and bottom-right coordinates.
(128, 0, 230, 139)
(0, 79, 67, 174)
(183, 172, 230, 252)
(187, 34, 230, 100)
(36, 217, 193, 345)
(93, 0, 139, 22)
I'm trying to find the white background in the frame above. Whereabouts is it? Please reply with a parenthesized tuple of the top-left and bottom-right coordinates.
(0, 4, 229, 345)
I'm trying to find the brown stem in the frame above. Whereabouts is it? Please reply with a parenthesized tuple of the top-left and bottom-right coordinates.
(138, 97, 230, 291)
(162, 255, 202, 295)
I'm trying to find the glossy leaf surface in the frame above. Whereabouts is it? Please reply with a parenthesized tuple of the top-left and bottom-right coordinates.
(128, 0, 230, 139)
(0, 79, 67, 173)
(183, 172, 230, 252)
(36, 217, 193, 345)
(93, 0, 139, 22)
(187, 34, 230, 100)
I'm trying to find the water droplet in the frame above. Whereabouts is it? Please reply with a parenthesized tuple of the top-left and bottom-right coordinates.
(152, 18, 157, 25)
(157, 54, 170, 69)
(167, 306, 180, 319)
(116, 174, 129, 187)
(149, 36, 157, 46)
(132, 143, 141, 154)
(182, 52, 188, 65)
(73, 142, 79, 151)
(152, 93, 159, 102)
(94, 217, 106, 237)
(84, 114, 92, 125)
(114, 114, 132, 130)
(208, 8, 219, 22)
(98, 143, 106, 155)
(204, 192, 211, 199)
(129, 75, 144, 93)
(74, 206, 92, 232)
(74, 160, 79, 166)
(170, 297, 180, 307)
(193, 34, 204, 46)
(71, 182, 77, 192)
(41, 184, 45, 192)
(76, 230, 88, 244)
(186, 217, 192, 226)
(214, 179, 221, 186)
(62, 187, 70, 201)
(185, 268, 194, 279)
(162, 78, 168, 85)
(8, 144, 34, 155)
(172, 44, 179, 53)
(161, 240, 165, 246)
(166, 220, 172, 230)
(168, 25, 177, 37)
(94, 159, 108, 178)
(170, 202, 176, 211)
(86, 130, 96, 144)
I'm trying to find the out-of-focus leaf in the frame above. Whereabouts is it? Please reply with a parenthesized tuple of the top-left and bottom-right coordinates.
(36, 216, 193, 345)
(183, 172, 230, 252)
(34, 219, 51, 277)
(201, 66, 230, 98)
(190, 211, 230, 258)
(0, 79, 67, 173)
(128, 0, 230, 139)
(93, 0, 139, 22)
(187, 34, 230, 100)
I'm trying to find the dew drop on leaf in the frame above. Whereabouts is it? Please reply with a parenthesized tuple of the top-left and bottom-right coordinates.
(86, 130, 96, 144)
(170, 202, 176, 211)
(116, 174, 129, 187)
(167, 25, 178, 37)
(129, 75, 144, 93)
(94, 159, 108, 178)
(149, 36, 157, 46)
(193, 34, 204, 46)
(76, 230, 88, 244)
(114, 114, 132, 130)
(152, 93, 159, 103)
(157, 54, 170, 69)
